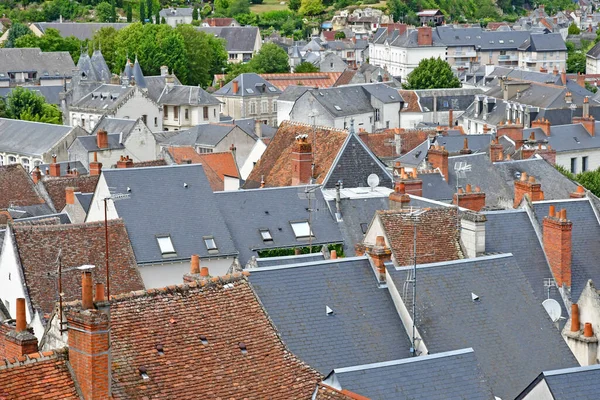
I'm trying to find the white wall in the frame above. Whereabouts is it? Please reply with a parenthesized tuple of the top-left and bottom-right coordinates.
(519, 379, 553, 400)
(587, 56, 600, 75)
(369, 42, 446, 80)
(277, 100, 296, 126)
(124, 122, 159, 162)
(138, 258, 234, 288)
(240, 139, 267, 180)
(86, 174, 119, 223)
(223, 176, 240, 191)
(0, 229, 30, 322)
(400, 112, 423, 129)
(556, 150, 600, 175)
(115, 90, 163, 133)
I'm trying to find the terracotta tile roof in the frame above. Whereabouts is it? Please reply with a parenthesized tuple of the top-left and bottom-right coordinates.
(0, 165, 45, 208)
(245, 121, 348, 188)
(334, 69, 358, 87)
(358, 128, 430, 160)
(131, 159, 167, 168)
(377, 208, 463, 266)
(106, 275, 321, 398)
(398, 90, 421, 113)
(486, 22, 509, 30)
(42, 175, 99, 211)
(197, 152, 239, 191)
(314, 383, 369, 399)
(203, 17, 237, 26)
(214, 73, 342, 90)
(12, 220, 144, 319)
(0, 349, 78, 399)
(165, 146, 204, 164)
(322, 31, 336, 41)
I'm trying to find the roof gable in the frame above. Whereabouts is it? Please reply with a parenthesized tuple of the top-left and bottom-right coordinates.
(0, 164, 45, 209)
(42, 175, 99, 211)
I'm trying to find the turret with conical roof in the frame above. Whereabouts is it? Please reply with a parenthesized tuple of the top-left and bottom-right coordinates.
(123, 58, 133, 82)
(90, 49, 111, 83)
(132, 56, 147, 88)
(76, 51, 94, 81)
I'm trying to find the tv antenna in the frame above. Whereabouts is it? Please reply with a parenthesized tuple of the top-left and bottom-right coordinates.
(384, 134, 402, 157)
(102, 187, 130, 299)
(367, 173, 380, 191)
(543, 277, 557, 299)
(297, 185, 323, 253)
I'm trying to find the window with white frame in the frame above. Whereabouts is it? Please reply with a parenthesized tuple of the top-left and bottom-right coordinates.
(259, 229, 273, 241)
(290, 221, 313, 239)
(157, 236, 176, 255)
(204, 236, 218, 251)
(250, 102, 256, 114)
(0, 155, 3, 165)
(8, 156, 16, 164)
(261, 101, 268, 114)
(21, 158, 29, 172)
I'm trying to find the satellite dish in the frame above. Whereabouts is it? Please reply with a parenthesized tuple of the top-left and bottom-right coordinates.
(367, 174, 380, 191)
(542, 299, 562, 322)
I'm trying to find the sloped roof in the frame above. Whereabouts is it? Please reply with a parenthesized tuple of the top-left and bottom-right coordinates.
(249, 257, 412, 373)
(42, 175, 99, 211)
(91, 117, 137, 136)
(0, 350, 79, 399)
(101, 164, 237, 262)
(196, 26, 260, 52)
(518, 364, 600, 400)
(163, 123, 244, 147)
(323, 348, 494, 400)
(33, 22, 129, 40)
(244, 121, 348, 189)
(37, 161, 88, 177)
(378, 208, 462, 266)
(254, 72, 342, 91)
(0, 164, 45, 208)
(333, 69, 358, 87)
(519, 33, 567, 51)
(156, 84, 220, 106)
(70, 84, 133, 111)
(74, 133, 125, 152)
(587, 41, 600, 59)
(215, 186, 343, 264)
(159, 7, 193, 17)
(106, 277, 321, 398)
(196, 151, 239, 191)
(214, 73, 281, 97)
(387, 254, 579, 400)
(0, 118, 74, 157)
(0, 48, 75, 77)
(12, 219, 144, 318)
(256, 252, 325, 267)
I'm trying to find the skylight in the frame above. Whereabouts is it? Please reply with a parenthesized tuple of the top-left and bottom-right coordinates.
(204, 237, 218, 251)
(246, 88, 254, 94)
(157, 236, 175, 255)
(334, 105, 342, 111)
(260, 229, 273, 241)
(291, 221, 313, 239)
(268, 87, 278, 92)
(499, 40, 504, 43)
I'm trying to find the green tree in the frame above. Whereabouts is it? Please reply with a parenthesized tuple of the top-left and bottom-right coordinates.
(126, 2, 132, 21)
(229, 0, 250, 16)
(5, 22, 31, 48)
(248, 42, 289, 73)
(175, 25, 227, 86)
(92, 27, 119, 72)
(294, 61, 319, 72)
(568, 22, 581, 35)
(161, 16, 166, 24)
(111, 0, 117, 22)
(155, 8, 160, 23)
(567, 51, 586, 73)
(299, 0, 324, 16)
(215, 0, 229, 14)
(403, 57, 461, 89)
(288, 0, 301, 11)
(1, 87, 62, 124)
(96, 1, 113, 22)
(146, 0, 153, 22)
(192, 7, 198, 20)
(139, 1, 145, 23)
(334, 31, 345, 39)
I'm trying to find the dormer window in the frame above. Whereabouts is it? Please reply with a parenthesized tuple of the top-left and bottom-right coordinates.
(259, 229, 273, 242)
(291, 221, 313, 239)
(204, 236, 218, 252)
(157, 236, 176, 256)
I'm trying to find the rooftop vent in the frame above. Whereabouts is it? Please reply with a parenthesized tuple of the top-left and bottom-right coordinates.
(471, 293, 480, 302)
(139, 366, 149, 380)
(239, 342, 248, 355)
(156, 344, 164, 355)
(200, 335, 208, 345)
(326, 305, 334, 315)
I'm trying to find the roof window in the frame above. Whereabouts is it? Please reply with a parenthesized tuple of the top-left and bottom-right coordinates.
(139, 367, 150, 380)
(268, 87, 278, 92)
(509, 39, 514, 43)
(246, 88, 254, 94)
(239, 342, 248, 355)
(157, 236, 176, 255)
(204, 236, 218, 252)
(291, 221, 313, 239)
(156, 344, 164, 355)
(499, 40, 504, 43)
(259, 229, 273, 241)
(334, 105, 342, 111)
(200, 335, 208, 345)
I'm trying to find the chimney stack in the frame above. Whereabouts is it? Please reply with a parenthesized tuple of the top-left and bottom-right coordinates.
(31, 166, 42, 183)
(577, 72, 585, 88)
(428, 145, 449, 181)
(417, 26, 432, 46)
(366, 236, 391, 282)
(3, 298, 38, 358)
(543, 207, 572, 288)
(561, 69, 567, 85)
(190, 254, 200, 274)
(531, 118, 551, 136)
(460, 138, 472, 155)
(391, 162, 422, 197)
(489, 137, 503, 162)
(96, 130, 108, 149)
(232, 80, 239, 94)
(514, 173, 544, 207)
(565, 91, 572, 104)
(89, 152, 102, 176)
(453, 185, 486, 211)
(448, 109, 454, 127)
(389, 181, 411, 209)
(49, 155, 61, 177)
(570, 185, 586, 198)
(160, 65, 169, 77)
(460, 211, 486, 258)
(65, 187, 75, 205)
(572, 97, 595, 137)
(116, 155, 134, 168)
(291, 134, 313, 186)
(255, 119, 262, 139)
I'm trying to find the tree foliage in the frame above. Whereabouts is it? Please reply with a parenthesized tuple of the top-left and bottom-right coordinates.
(288, 0, 301, 11)
(5, 22, 31, 48)
(14, 28, 82, 63)
(96, 1, 114, 22)
(556, 165, 600, 198)
(403, 57, 461, 90)
(299, 0, 324, 16)
(0, 87, 62, 124)
(247, 43, 290, 73)
(126, 2, 132, 22)
(568, 22, 581, 35)
(192, 7, 198, 20)
(567, 51, 586, 73)
(294, 61, 319, 72)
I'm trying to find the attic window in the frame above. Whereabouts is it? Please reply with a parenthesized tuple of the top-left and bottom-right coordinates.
(291, 221, 313, 239)
(259, 229, 273, 241)
(389, 95, 395, 100)
(139, 367, 149, 380)
(156, 344, 164, 355)
(499, 40, 504, 44)
(268, 87, 278, 92)
(360, 223, 368, 234)
(246, 88, 254, 94)
(334, 105, 342, 111)
(157, 236, 176, 255)
(204, 236, 218, 252)
(239, 342, 248, 355)
(200, 335, 208, 345)
(574, 137, 581, 144)
(509, 39, 514, 43)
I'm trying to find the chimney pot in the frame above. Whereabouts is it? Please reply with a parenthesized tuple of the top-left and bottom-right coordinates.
(330, 250, 337, 260)
(584, 322, 594, 337)
(465, 184, 472, 193)
(571, 304, 580, 332)
(549, 205, 556, 218)
(191, 254, 200, 274)
(15, 298, 26, 332)
(94, 283, 105, 302)
(65, 187, 75, 205)
(96, 130, 108, 149)
(520, 172, 528, 182)
(375, 235, 385, 247)
(528, 175, 536, 183)
(31, 166, 42, 183)
(200, 266, 209, 277)
(81, 271, 94, 310)
(232, 80, 239, 94)
(475, 186, 481, 193)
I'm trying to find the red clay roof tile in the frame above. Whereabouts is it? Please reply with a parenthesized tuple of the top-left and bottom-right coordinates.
(42, 175, 99, 211)
(0, 165, 45, 209)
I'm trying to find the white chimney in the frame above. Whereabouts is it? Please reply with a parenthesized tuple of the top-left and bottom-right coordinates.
(460, 211, 486, 258)
(255, 119, 262, 139)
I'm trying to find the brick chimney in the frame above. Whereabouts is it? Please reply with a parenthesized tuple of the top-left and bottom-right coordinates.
(366, 235, 391, 282)
(572, 96, 595, 137)
(49, 155, 61, 177)
(67, 271, 111, 400)
(4, 298, 38, 358)
(448, 109, 454, 127)
(460, 211, 486, 258)
(389, 181, 411, 209)
(460, 138, 472, 154)
(489, 137, 503, 162)
(453, 184, 486, 211)
(521, 146, 536, 160)
(291, 134, 313, 186)
(116, 155, 134, 168)
(417, 26, 432, 46)
(543, 207, 572, 288)
(577, 72, 585, 88)
(536, 144, 556, 165)
(392, 162, 422, 197)
(514, 172, 544, 207)
(31, 166, 42, 184)
(232, 80, 239, 94)
(66, 187, 75, 205)
(255, 119, 262, 139)
(96, 130, 108, 149)
(561, 69, 567, 85)
(570, 185, 586, 198)
(531, 118, 551, 136)
(563, 302, 599, 366)
(89, 152, 102, 176)
(428, 145, 449, 181)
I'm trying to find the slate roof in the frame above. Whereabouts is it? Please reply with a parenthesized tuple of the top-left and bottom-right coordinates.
(215, 186, 343, 264)
(75, 192, 92, 213)
(532, 198, 600, 300)
(102, 276, 322, 398)
(163, 123, 248, 147)
(323, 348, 494, 400)
(74, 133, 125, 152)
(159, 7, 193, 17)
(543, 122, 600, 151)
(144, 75, 181, 102)
(42, 175, 99, 211)
(37, 161, 88, 177)
(0, 350, 79, 399)
(100, 164, 237, 262)
(249, 257, 412, 373)
(419, 171, 455, 201)
(587, 41, 600, 59)
(256, 252, 325, 267)
(0, 164, 46, 209)
(0, 86, 63, 105)
(278, 85, 312, 102)
(232, 117, 277, 139)
(519, 33, 567, 51)
(196, 26, 260, 52)
(76, 51, 111, 83)
(214, 73, 281, 97)
(156, 84, 220, 106)
(517, 364, 600, 400)
(0, 48, 75, 77)
(70, 84, 133, 111)
(387, 254, 579, 400)
(33, 22, 130, 40)
(12, 219, 144, 318)
(0, 118, 75, 157)
(91, 117, 137, 136)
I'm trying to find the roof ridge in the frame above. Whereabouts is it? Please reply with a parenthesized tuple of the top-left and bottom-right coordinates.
(280, 120, 348, 135)
(0, 348, 68, 370)
(12, 218, 125, 232)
